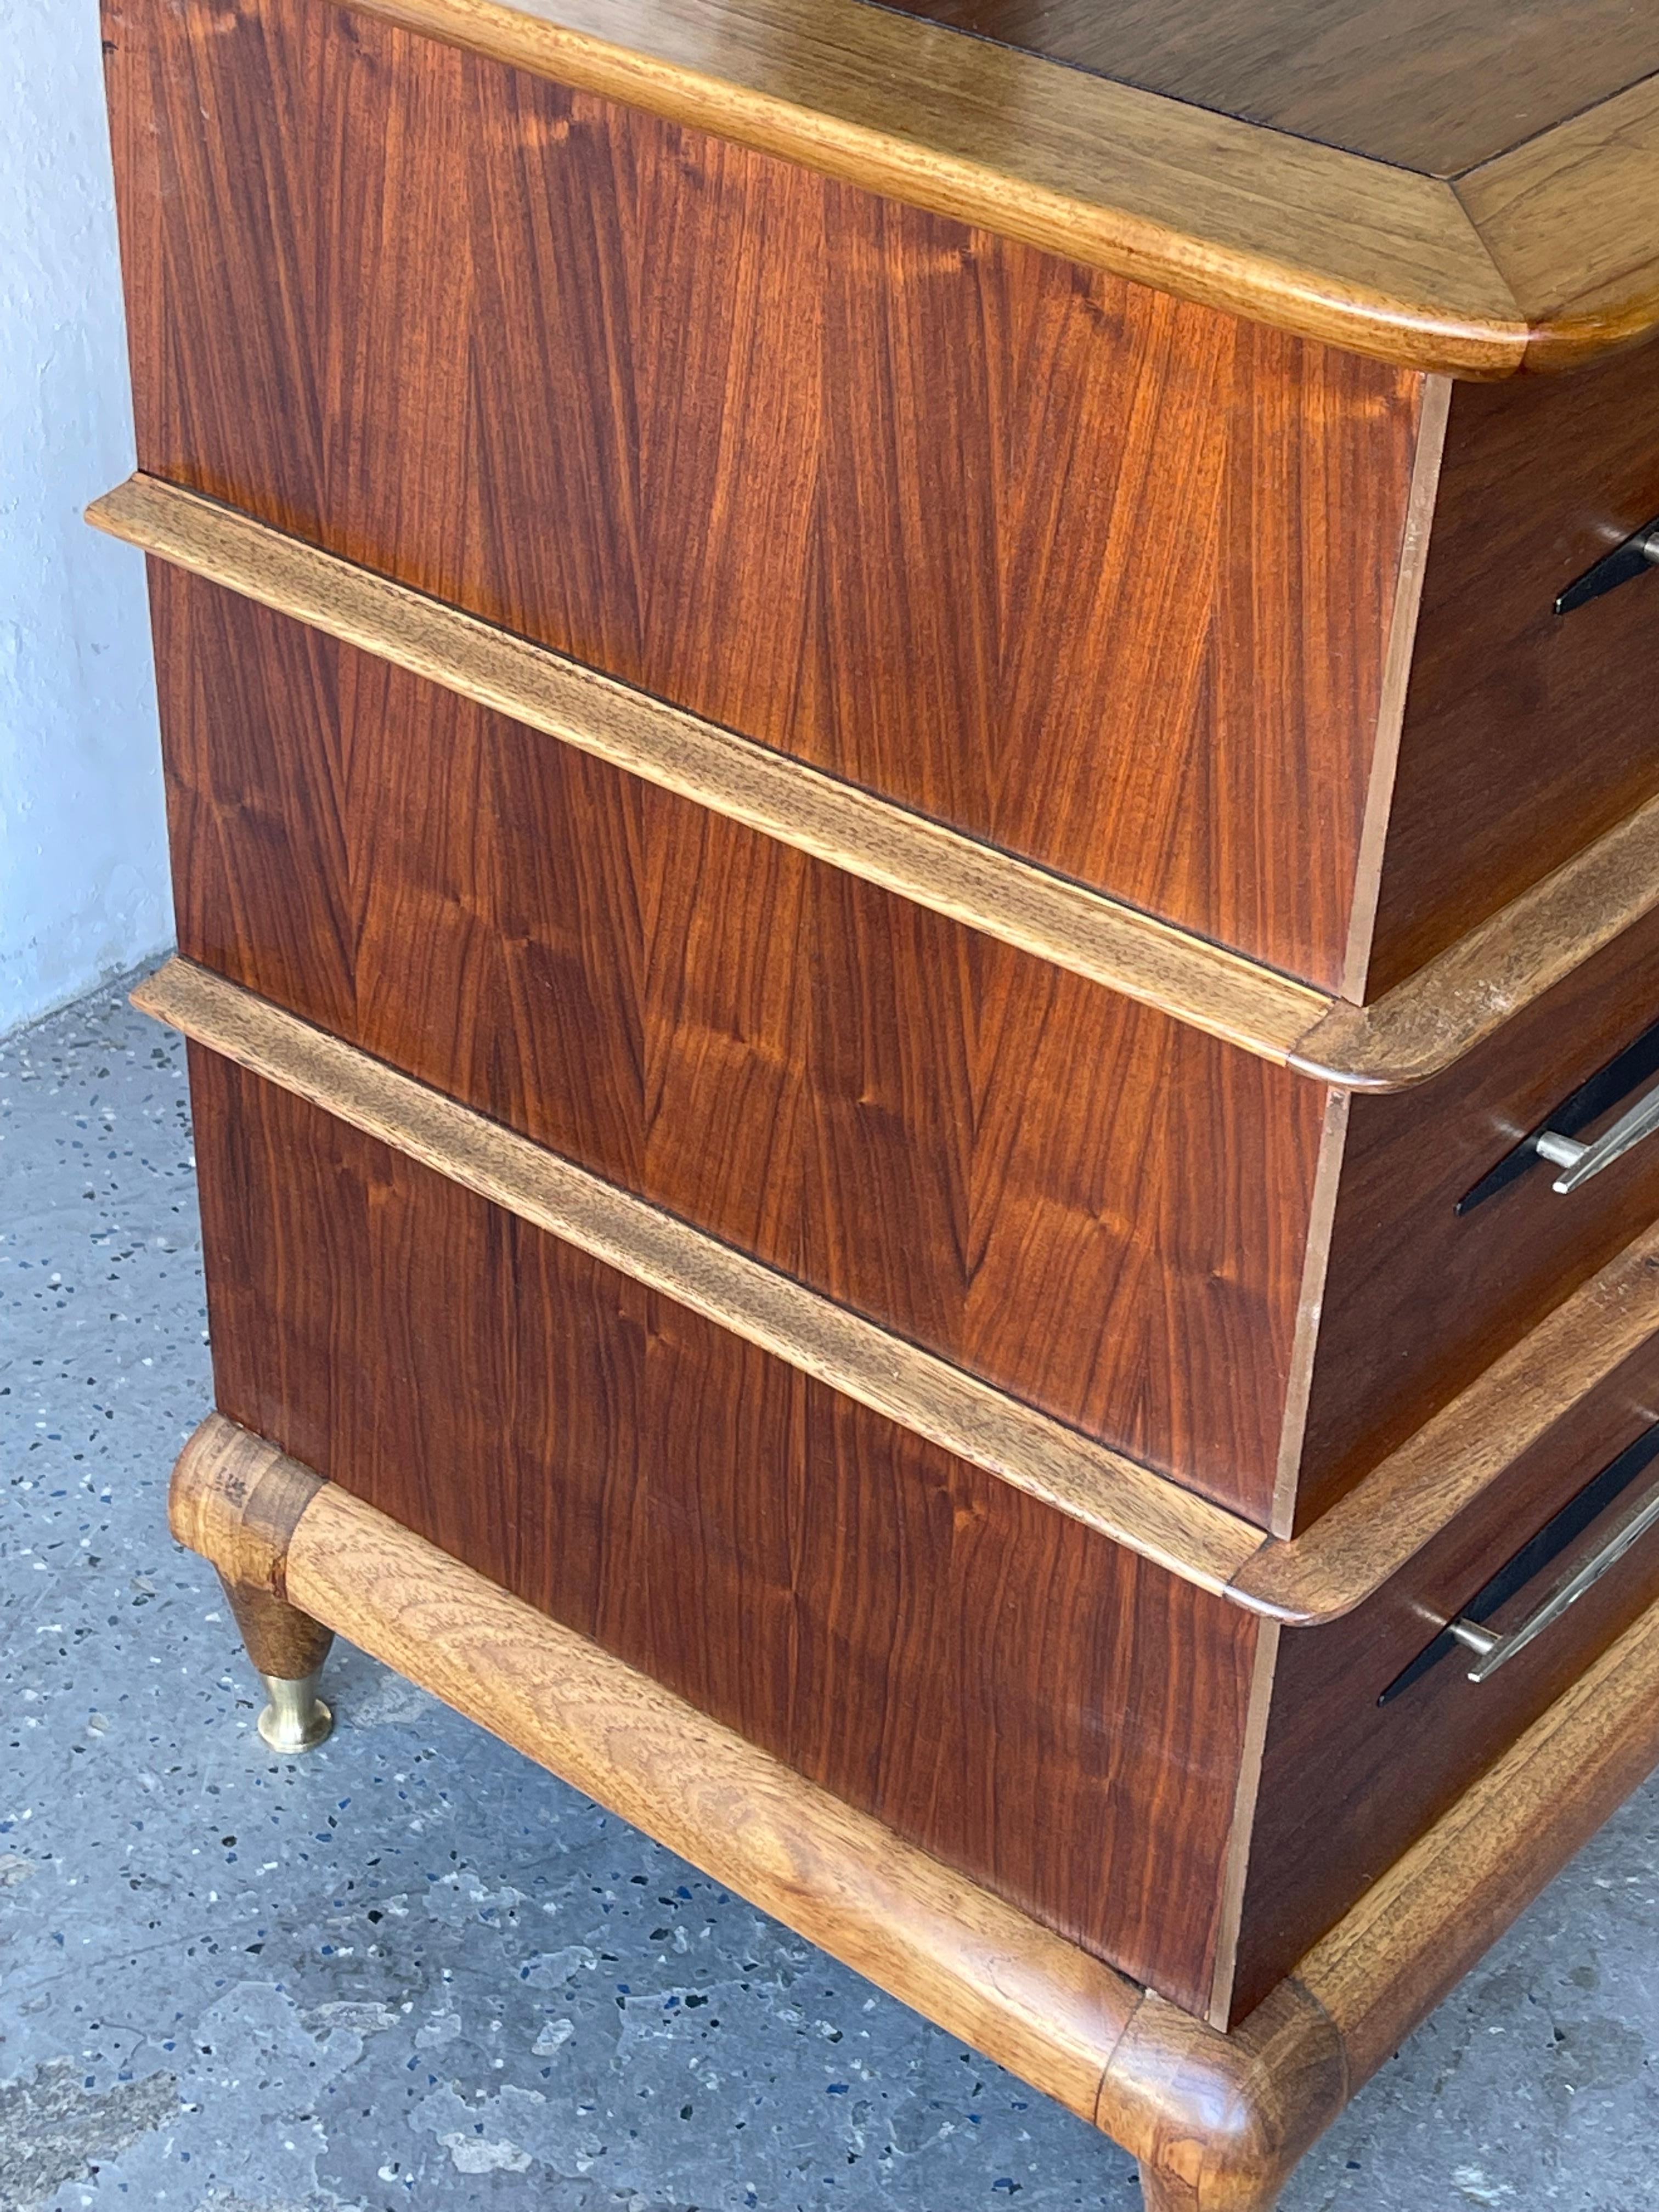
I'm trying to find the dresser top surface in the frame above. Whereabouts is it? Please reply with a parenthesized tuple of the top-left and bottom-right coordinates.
(865, 0, 1659, 180)
(352, 0, 1659, 376)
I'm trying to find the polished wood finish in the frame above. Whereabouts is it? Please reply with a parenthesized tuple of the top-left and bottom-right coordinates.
(327, 0, 1531, 375)
(167, 1413, 334, 1681)
(105, 0, 1433, 992)
(1236, 1328, 1659, 2013)
(138, 954, 1278, 1597)
(133, 550, 1659, 1529)
(137, 563, 1333, 1530)
(143, 956, 1659, 1627)
(184, 1048, 1268, 2017)
(872, 2, 1659, 179)
(172, 1412, 1659, 2208)
(1233, 1217, 1659, 1620)
(1299, 894, 1659, 1525)
(1356, 337, 1659, 996)
(96, 477, 1659, 1094)
(91, 475, 1330, 1060)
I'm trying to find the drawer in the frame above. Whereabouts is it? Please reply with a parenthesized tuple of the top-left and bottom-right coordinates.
(151, 565, 1659, 1533)
(106, 0, 1659, 1001)
(180, 1028, 1659, 2029)
(1235, 1330, 1659, 2015)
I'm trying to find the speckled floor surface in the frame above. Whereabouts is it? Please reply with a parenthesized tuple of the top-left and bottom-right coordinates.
(3, 972, 1658, 2212)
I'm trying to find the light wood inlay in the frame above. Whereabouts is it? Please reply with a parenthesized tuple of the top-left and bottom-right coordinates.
(93, 476, 1659, 1094)
(337, 0, 1528, 375)
(93, 474, 1329, 1066)
(138, 956, 1279, 1601)
(173, 1413, 1659, 2200)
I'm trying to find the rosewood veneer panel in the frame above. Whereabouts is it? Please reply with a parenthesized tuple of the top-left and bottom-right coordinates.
(154, 567, 1324, 1523)
(106, 0, 1423, 990)
(190, 1043, 1265, 2016)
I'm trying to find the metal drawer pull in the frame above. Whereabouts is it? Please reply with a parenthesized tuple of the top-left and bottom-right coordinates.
(1449, 1467, 1659, 1682)
(1534, 1077, 1659, 1193)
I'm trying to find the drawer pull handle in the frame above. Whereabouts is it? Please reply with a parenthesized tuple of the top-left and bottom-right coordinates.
(1534, 1077, 1659, 1192)
(1555, 516, 1659, 615)
(1448, 1466, 1659, 1682)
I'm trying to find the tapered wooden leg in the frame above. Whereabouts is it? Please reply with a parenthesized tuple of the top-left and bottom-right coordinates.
(170, 1414, 336, 1750)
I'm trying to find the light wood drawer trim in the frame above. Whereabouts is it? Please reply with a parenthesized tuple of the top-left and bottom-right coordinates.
(139, 955, 1278, 1605)
(93, 473, 1659, 1091)
(138, 955, 1659, 1618)
(175, 1413, 1659, 2170)
(92, 473, 1328, 1065)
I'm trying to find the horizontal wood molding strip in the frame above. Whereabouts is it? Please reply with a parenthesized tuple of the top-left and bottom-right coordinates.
(176, 1424, 1141, 2130)
(174, 1414, 1659, 2176)
(1457, 71, 1659, 374)
(137, 955, 1283, 1604)
(340, 0, 1530, 377)
(1290, 781, 1659, 1087)
(90, 473, 1329, 1068)
(142, 955, 1659, 1621)
(1234, 1217, 1659, 1619)
(97, 475, 1659, 1092)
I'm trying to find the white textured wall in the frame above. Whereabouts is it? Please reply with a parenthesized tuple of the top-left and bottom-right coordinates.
(0, 0, 171, 1036)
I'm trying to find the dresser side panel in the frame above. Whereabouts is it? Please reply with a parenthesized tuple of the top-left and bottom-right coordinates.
(189, 1043, 1260, 2012)
(105, 0, 1421, 989)
(156, 570, 1324, 1522)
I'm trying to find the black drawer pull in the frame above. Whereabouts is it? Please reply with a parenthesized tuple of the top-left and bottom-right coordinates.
(1379, 1418, 1659, 1704)
(1457, 1011, 1659, 1215)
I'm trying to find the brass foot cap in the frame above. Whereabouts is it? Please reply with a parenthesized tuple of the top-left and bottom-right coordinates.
(257, 1670, 334, 1753)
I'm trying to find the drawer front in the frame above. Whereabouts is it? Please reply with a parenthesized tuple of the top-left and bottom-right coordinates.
(153, 563, 1327, 1525)
(107, 0, 1421, 990)
(187, 1040, 1265, 2019)
(1237, 1330, 1659, 2019)
(1300, 900, 1659, 1526)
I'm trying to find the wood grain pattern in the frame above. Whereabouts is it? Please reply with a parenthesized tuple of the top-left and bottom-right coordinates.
(177, 1414, 1146, 2127)
(142, 954, 1285, 1597)
(138, 568, 1329, 1529)
(103, 0, 1427, 990)
(1352, 336, 1659, 1000)
(1234, 1325, 1659, 2016)
(90, 475, 1330, 1059)
(307, 0, 1532, 374)
(870, 2, 1659, 180)
(1458, 71, 1659, 371)
(97, 478, 1659, 1092)
(1235, 1221, 1659, 1621)
(1296, 894, 1659, 1526)
(172, 1410, 1659, 2205)
(185, 1053, 1266, 2013)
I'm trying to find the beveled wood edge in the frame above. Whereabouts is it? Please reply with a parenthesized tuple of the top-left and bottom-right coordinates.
(92, 474, 1659, 1093)
(138, 954, 1279, 1606)
(1456, 70, 1659, 375)
(174, 1413, 1659, 2204)
(89, 474, 1328, 1069)
(139, 953, 1659, 1624)
(1288, 778, 1659, 1088)
(341, 0, 1529, 378)
(1232, 1216, 1659, 1618)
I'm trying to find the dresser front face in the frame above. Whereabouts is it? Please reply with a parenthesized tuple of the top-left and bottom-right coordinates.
(105, 0, 1426, 992)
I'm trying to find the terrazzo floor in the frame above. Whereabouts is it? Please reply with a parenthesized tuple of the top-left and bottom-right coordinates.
(3, 970, 1658, 2212)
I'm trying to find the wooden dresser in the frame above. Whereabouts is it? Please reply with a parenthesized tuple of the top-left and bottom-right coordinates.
(95, 2, 1659, 2200)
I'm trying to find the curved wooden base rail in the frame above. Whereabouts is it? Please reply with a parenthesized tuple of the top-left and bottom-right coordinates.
(172, 1414, 1659, 2211)
(92, 473, 1659, 1091)
(136, 953, 1659, 1620)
